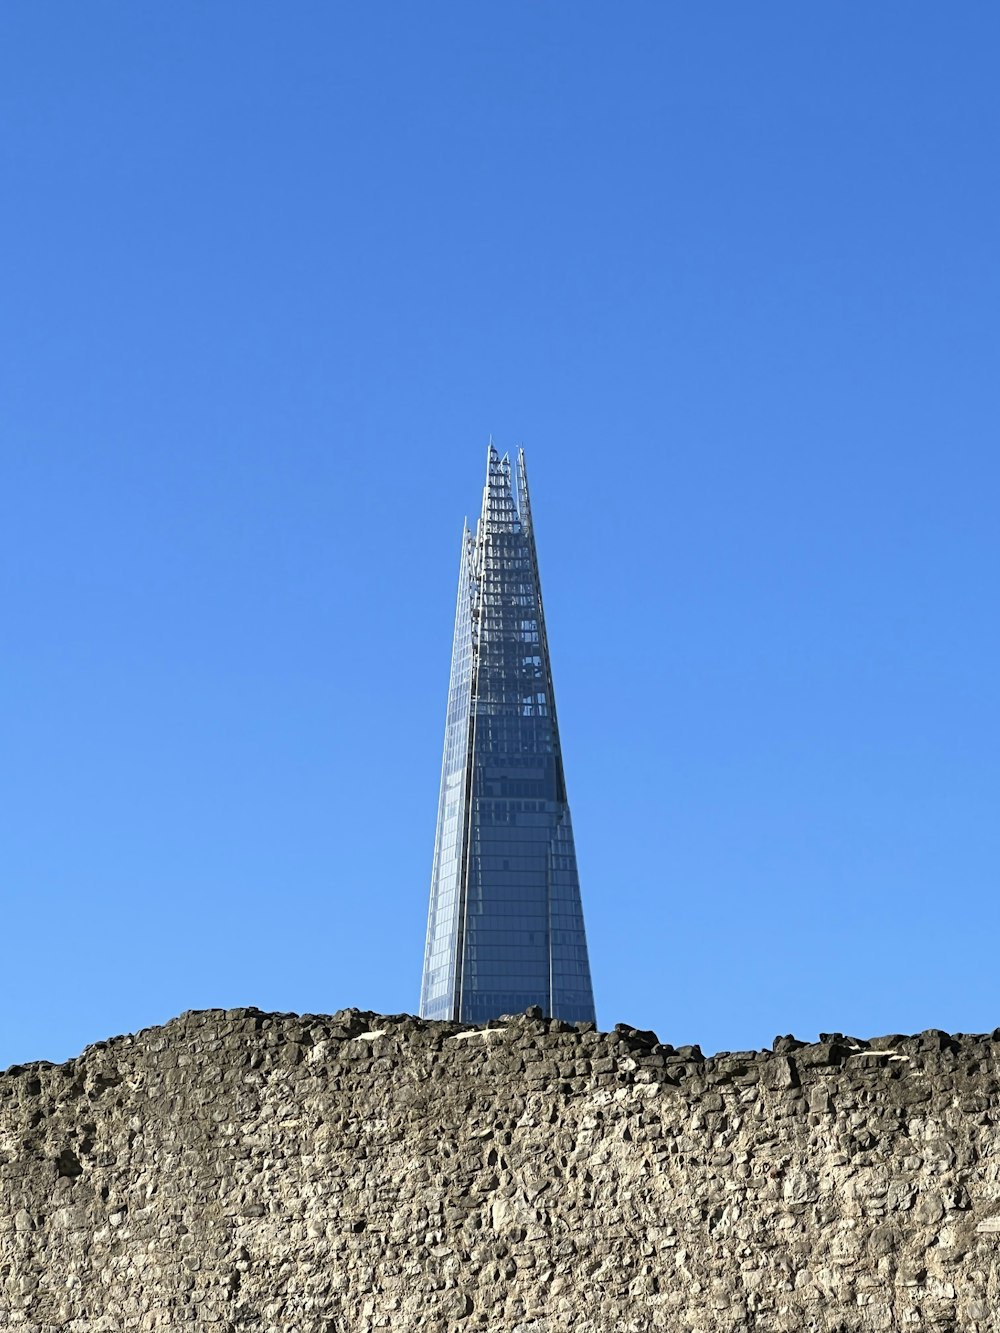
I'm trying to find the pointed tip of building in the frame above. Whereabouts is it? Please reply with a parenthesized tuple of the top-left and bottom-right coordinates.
(486, 438, 511, 480)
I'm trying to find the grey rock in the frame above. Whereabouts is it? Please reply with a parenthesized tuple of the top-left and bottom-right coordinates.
(1, 1008, 998, 1332)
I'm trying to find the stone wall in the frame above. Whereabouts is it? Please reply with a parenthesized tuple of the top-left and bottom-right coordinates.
(2, 1008, 999, 1331)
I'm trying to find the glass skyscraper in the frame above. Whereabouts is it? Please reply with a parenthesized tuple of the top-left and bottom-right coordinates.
(420, 445, 596, 1025)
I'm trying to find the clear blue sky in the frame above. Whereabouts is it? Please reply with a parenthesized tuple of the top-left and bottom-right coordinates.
(3, 5, 998, 1068)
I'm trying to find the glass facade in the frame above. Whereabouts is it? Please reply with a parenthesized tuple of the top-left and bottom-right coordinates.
(420, 446, 596, 1025)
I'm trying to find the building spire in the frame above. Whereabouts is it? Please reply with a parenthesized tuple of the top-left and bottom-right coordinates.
(516, 447, 533, 538)
(482, 438, 516, 534)
(420, 443, 596, 1026)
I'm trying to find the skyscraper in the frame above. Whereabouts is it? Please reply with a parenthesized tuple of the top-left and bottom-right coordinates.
(420, 445, 596, 1025)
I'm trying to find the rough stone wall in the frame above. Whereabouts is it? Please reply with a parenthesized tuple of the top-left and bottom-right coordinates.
(2, 1009, 999, 1332)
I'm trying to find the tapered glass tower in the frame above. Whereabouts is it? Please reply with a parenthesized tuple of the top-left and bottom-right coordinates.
(420, 445, 596, 1025)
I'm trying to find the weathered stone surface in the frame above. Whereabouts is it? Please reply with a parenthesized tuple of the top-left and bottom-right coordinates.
(2, 1008, 999, 1331)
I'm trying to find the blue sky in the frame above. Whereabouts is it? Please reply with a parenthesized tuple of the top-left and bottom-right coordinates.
(2, 4, 998, 1067)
